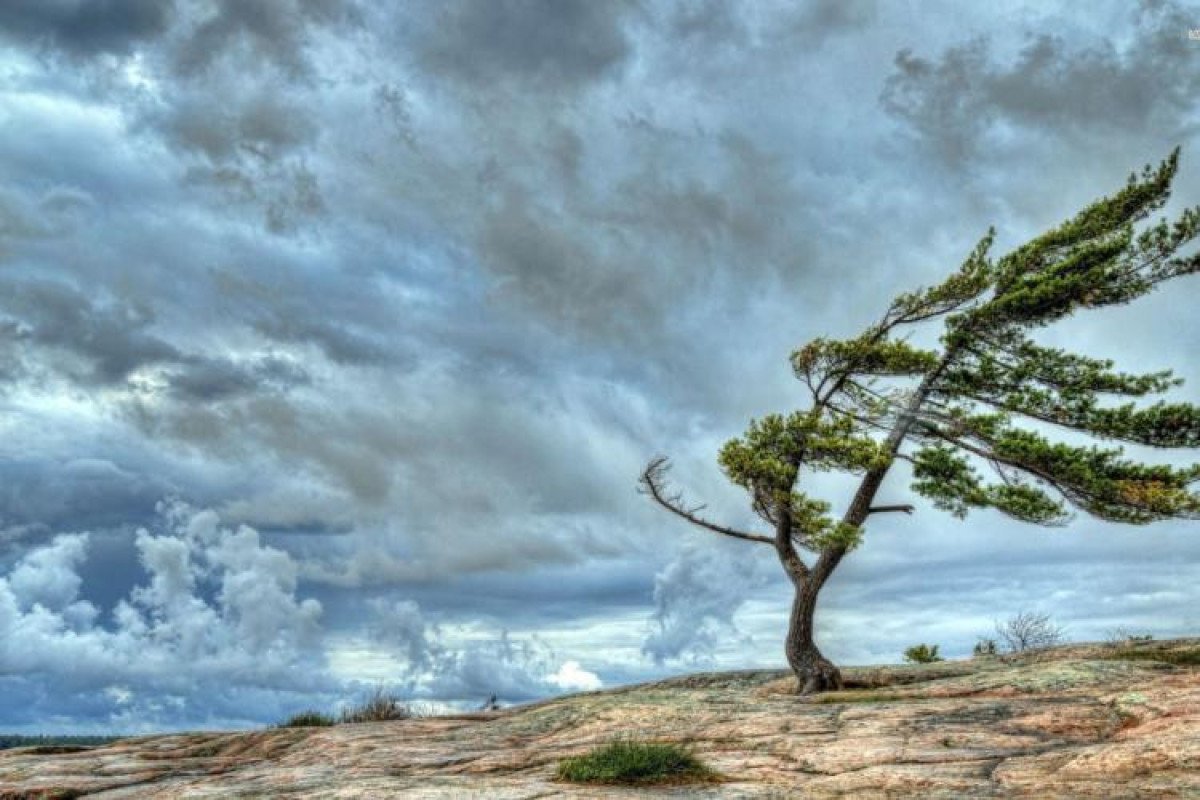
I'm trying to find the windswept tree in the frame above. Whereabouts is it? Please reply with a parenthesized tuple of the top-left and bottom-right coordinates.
(641, 150, 1200, 693)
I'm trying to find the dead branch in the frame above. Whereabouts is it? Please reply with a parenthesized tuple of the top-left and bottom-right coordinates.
(638, 457, 774, 545)
(868, 504, 915, 515)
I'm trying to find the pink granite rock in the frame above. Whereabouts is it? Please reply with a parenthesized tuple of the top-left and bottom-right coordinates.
(1, 639, 1197, 798)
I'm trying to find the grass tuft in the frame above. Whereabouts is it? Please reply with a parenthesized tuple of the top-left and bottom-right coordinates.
(339, 687, 412, 723)
(556, 738, 717, 785)
(277, 710, 337, 728)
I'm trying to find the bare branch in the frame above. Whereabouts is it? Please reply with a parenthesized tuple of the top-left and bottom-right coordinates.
(868, 504, 914, 515)
(638, 457, 774, 546)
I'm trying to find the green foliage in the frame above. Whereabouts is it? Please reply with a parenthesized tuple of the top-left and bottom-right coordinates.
(716, 150, 1200, 552)
(718, 412, 885, 497)
(903, 644, 944, 664)
(771, 154, 1199, 545)
(277, 710, 337, 727)
(887, 229, 996, 324)
(944, 338, 1179, 401)
(556, 739, 717, 785)
(792, 335, 940, 384)
(911, 443, 1070, 524)
(718, 411, 878, 548)
(988, 150, 1196, 306)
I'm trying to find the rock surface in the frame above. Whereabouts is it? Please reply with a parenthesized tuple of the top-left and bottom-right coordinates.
(1, 639, 1197, 798)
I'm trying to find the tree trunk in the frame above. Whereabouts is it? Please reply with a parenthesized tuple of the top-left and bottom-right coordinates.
(785, 581, 843, 693)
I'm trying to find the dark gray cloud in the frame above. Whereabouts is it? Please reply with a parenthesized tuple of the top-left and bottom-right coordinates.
(785, 0, 877, 43)
(0, 278, 179, 387)
(157, 90, 317, 161)
(251, 314, 400, 368)
(882, 1, 1200, 163)
(0, 459, 168, 537)
(417, 0, 636, 91)
(0, 0, 174, 57)
(172, 0, 360, 79)
(166, 354, 310, 401)
(0, 277, 309, 401)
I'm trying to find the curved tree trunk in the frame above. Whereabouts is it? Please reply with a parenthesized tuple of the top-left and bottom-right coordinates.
(785, 581, 843, 693)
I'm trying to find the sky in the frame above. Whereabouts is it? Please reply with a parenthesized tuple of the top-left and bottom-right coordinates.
(1, 0, 1199, 733)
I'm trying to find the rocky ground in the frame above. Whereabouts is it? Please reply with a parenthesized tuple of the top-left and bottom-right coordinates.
(1, 638, 1197, 799)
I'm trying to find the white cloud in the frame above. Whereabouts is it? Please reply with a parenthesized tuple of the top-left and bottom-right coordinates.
(546, 660, 602, 692)
(0, 503, 333, 728)
(643, 542, 770, 664)
(7, 532, 88, 611)
(362, 600, 605, 702)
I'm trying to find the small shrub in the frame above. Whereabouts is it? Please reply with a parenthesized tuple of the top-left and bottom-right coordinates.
(340, 687, 412, 723)
(995, 611, 1064, 653)
(556, 739, 717, 785)
(278, 710, 336, 728)
(1105, 627, 1153, 646)
(973, 638, 998, 657)
(903, 643, 943, 664)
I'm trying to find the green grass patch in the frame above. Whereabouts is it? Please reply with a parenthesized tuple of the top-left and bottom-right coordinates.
(277, 710, 337, 728)
(556, 739, 718, 785)
(1103, 647, 1200, 666)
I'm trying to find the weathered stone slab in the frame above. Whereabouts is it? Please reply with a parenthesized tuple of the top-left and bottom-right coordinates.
(1, 639, 1196, 798)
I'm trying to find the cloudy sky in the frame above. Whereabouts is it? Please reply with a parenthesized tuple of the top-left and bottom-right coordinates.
(2, 0, 1199, 733)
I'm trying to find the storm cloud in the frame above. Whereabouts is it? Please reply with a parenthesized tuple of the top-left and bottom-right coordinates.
(0, 0, 174, 58)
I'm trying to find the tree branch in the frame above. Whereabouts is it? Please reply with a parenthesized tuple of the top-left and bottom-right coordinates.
(638, 457, 774, 546)
(868, 504, 914, 515)
(773, 513, 811, 584)
(812, 348, 961, 588)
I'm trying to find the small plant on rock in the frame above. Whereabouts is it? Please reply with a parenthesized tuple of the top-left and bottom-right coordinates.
(903, 643, 944, 664)
(973, 637, 998, 657)
(277, 710, 336, 728)
(996, 611, 1065, 653)
(340, 687, 412, 723)
(1105, 627, 1153, 646)
(556, 738, 717, 785)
